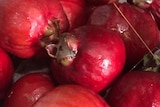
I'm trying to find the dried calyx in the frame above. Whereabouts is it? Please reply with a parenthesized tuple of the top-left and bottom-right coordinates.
(40, 19, 78, 66)
(142, 48, 160, 72)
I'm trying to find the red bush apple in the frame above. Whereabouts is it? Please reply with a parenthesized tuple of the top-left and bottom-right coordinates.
(3, 72, 54, 107)
(88, 3, 159, 68)
(0, 0, 86, 58)
(50, 25, 126, 92)
(127, 0, 160, 28)
(33, 84, 110, 107)
(59, 0, 87, 31)
(106, 71, 160, 107)
(0, 48, 14, 101)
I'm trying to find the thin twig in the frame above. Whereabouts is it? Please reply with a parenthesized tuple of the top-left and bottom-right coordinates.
(113, 3, 154, 57)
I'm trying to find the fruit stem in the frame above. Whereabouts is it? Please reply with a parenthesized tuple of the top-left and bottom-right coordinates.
(40, 19, 78, 66)
(40, 19, 61, 48)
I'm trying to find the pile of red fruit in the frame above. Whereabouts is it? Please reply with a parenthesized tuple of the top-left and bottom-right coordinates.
(0, 0, 160, 106)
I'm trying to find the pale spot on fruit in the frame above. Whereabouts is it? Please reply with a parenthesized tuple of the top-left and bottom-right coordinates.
(100, 59, 111, 75)
(89, 6, 111, 26)
(23, 87, 44, 102)
(7, 91, 14, 98)
(151, 103, 156, 107)
(117, 24, 128, 34)
(29, 15, 44, 38)
(91, 74, 103, 81)
(26, 8, 46, 41)
(150, 83, 153, 87)
(12, 12, 20, 25)
(23, 93, 34, 102)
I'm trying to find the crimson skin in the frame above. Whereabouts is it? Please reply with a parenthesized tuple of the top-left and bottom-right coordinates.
(87, 3, 159, 68)
(106, 71, 160, 107)
(59, 0, 87, 30)
(148, 0, 160, 28)
(0, 48, 14, 101)
(33, 84, 110, 107)
(0, 0, 86, 58)
(3, 72, 54, 107)
(127, 0, 160, 28)
(51, 25, 126, 92)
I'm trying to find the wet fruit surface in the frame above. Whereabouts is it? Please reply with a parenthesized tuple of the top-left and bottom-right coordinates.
(51, 25, 126, 92)
(0, 0, 160, 106)
(106, 71, 160, 107)
(88, 3, 159, 67)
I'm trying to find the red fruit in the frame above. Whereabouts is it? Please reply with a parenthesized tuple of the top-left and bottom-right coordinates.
(127, 0, 160, 28)
(150, 0, 160, 28)
(3, 72, 54, 107)
(0, 0, 86, 58)
(59, 0, 87, 30)
(88, 3, 159, 67)
(0, 48, 14, 101)
(106, 71, 160, 107)
(50, 25, 126, 92)
(33, 84, 110, 107)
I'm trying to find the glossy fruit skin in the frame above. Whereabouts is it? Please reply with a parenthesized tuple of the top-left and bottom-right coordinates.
(59, 0, 87, 31)
(51, 25, 126, 92)
(33, 84, 110, 107)
(0, 48, 14, 101)
(0, 0, 67, 58)
(149, 0, 160, 28)
(3, 72, 54, 107)
(127, 0, 160, 28)
(88, 3, 159, 67)
(0, 0, 86, 58)
(106, 71, 160, 107)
